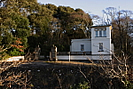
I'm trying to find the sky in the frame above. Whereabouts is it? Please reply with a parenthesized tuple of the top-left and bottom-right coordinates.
(37, 0, 133, 17)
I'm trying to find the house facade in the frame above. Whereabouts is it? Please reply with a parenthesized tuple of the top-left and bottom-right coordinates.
(57, 25, 113, 61)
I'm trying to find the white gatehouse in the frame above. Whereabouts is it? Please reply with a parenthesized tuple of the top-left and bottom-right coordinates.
(57, 25, 114, 61)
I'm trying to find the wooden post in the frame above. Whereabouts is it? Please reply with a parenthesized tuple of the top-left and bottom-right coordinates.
(49, 52, 51, 61)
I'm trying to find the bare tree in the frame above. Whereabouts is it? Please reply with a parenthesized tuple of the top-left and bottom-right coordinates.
(100, 52, 130, 88)
(102, 7, 133, 55)
(91, 15, 103, 25)
(77, 50, 132, 89)
(0, 53, 34, 88)
(0, 70, 32, 88)
(102, 7, 117, 24)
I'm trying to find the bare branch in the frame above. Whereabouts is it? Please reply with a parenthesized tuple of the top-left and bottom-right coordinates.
(78, 67, 90, 83)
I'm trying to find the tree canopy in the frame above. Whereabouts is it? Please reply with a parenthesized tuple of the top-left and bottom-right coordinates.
(0, 1, 93, 59)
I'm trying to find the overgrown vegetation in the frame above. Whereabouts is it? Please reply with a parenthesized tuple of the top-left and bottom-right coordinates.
(0, 61, 132, 89)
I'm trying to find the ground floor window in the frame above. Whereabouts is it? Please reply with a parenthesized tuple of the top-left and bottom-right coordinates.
(81, 44, 84, 51)
(99, 43, 104, 52)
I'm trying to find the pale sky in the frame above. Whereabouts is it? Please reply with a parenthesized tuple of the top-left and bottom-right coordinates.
(37, 0, 133, 17)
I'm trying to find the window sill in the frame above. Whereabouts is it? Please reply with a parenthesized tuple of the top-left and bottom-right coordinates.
(98, 50, 104, 52)
(95, 36, 107, 37)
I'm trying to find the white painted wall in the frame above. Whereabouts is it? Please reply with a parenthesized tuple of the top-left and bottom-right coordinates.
(91, 38, 111, 54)
(91, 26, 112, 55)
(70, 39, 91, 52)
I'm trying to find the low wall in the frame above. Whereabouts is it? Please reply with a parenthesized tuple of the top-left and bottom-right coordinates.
(6, 56, 24, 62)
(57, 55, 112, 61)
(57, 55, 91, 61)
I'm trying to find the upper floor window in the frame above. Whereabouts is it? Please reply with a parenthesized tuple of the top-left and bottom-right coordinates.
(95, 28, 106, 37)
(103, 30, 106, 37)
(95, 30, 98, 37)
(99, 30, 102, 37)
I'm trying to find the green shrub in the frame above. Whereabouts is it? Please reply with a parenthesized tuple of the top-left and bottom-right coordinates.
(125, 81, 133, 89)
(9, 49, 24, 56)
(70, 81, 90, 89)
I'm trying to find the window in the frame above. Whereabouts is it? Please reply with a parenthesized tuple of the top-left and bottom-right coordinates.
(95, 30, 98, 37)
(81, 44, 84, 51)
(95, 28, 107, 37)
(103, 30, 106, 37)
(99, 43, 104, 52)
(99, 30, 102, 37)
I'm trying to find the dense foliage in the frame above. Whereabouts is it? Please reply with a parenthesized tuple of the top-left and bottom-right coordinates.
(0, 0, 92, 59)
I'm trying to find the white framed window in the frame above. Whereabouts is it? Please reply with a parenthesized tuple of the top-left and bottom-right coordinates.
(99, 43, 104, 52)
(103, 30, 106, 37)
(99, 30, 102, 37)
(95, 28, 107, 37)
(95, 30, 98, 37)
